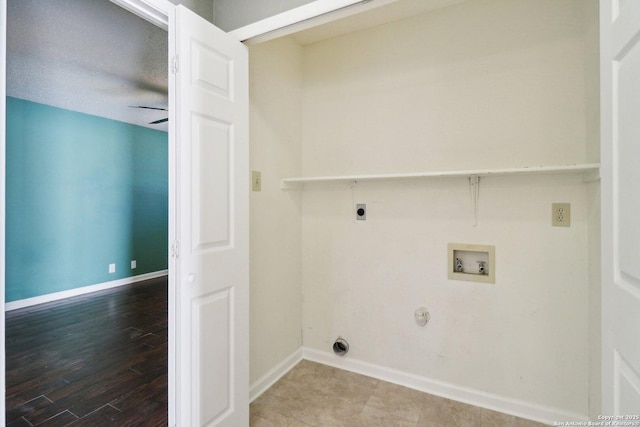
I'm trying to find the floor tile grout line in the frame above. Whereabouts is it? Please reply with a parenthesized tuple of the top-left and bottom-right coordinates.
(78, 402, 123, 420)
(108, 403, 123, 413)
(31, 409, 79, 426)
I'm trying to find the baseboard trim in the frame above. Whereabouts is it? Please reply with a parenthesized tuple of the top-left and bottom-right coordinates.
(302, 347, 588, 426)
(250, 348, 304, 403)
(5, 270, 169, 311)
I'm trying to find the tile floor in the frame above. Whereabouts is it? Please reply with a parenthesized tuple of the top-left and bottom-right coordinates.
(250, 360, 547, 427)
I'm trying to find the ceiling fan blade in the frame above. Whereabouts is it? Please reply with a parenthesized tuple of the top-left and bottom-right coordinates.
(130, 106, 168, 111)
(149, 117, 169, 124)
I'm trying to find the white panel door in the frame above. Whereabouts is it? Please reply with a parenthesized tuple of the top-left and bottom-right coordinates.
(601, 0, 640, 414)
(173, 5, 249, 426)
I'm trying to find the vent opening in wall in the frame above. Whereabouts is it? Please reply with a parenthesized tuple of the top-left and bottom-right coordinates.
(333, 337, 349, 356)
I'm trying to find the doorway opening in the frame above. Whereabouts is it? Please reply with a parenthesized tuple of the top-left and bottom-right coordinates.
(5, 0, 170, 423)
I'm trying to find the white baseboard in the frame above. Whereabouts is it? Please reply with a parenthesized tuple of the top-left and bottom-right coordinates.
(5, 270, 169, 311)
(250, 348, 304, 403)
(302, 347, 589, 426)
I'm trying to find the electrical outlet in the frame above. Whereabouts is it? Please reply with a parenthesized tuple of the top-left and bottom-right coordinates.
(552, 203, 571, 227)
(356, 204, 366, 220)
(251, 171, 261, 192)
(131, 260, 137, 269)
(109, 263, 116, 274)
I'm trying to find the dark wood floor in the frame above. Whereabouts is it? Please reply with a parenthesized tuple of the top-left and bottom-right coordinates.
(5, 277, 168, 426)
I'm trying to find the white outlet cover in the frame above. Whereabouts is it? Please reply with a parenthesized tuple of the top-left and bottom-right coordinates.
(109, 263, 116, 274)
(131, 260, 137, 269)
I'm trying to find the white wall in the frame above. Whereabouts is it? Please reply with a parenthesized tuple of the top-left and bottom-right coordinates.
(301, 0, 591, 175)
(299, 0, 597, 418)
(248, 37, 304, 385)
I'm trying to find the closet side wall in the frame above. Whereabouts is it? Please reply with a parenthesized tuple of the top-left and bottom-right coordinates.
(300, 0, 595, 418)
(249, 37, 304, 386)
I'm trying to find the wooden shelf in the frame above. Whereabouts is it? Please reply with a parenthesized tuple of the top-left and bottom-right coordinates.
(281, 163, 600, 190)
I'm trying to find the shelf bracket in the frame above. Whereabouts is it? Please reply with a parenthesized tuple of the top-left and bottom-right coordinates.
(582, 168, 600, 183)
(469, 175, 480, 227)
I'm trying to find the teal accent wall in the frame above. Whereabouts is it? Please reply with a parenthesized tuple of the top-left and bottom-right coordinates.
(6, 97, 168, 302)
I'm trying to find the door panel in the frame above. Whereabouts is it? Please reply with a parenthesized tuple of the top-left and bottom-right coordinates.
(194, 288, 232, 423)
(617, 32, 640, 287)
(174, 5, 249, 426)
(601, 0, 640, 413)
(193, 117, 232, 249)
(615, 351, 640, 413)
(191, 42, 233, 99)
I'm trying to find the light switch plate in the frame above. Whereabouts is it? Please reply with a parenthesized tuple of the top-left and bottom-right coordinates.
(252, 171, 261, 192)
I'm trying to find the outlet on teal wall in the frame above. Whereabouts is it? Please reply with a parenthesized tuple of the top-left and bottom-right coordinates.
(6, 97, 168, 302)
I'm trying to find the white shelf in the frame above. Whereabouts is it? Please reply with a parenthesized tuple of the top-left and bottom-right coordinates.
(281, 163, 600, 190)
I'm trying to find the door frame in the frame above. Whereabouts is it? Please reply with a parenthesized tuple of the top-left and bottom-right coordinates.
(1, 0, 7, 424)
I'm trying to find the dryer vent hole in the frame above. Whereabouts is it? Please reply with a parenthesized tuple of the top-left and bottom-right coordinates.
(333, 338, 349, 356)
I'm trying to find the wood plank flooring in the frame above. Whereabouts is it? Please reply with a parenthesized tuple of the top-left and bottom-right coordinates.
(5, 277, 168, 426)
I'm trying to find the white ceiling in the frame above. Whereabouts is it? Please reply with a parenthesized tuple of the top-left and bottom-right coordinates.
(291, 0, 466, 45)
(7, 0, 169, 131)
(236, 0, 467, 45)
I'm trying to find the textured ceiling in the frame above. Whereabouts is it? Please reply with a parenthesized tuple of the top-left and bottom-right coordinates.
(7, 0, 169, 131)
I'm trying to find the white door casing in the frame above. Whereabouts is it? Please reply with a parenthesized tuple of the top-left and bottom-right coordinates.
(0, 0, 7, 423)
(173, 5, 249, 426)
(600, 0, 640, 414)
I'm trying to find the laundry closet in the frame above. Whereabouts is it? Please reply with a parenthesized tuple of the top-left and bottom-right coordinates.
(246, 0, 600, 422)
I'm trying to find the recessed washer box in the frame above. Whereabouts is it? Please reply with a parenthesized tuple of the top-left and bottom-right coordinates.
(448, 243, 495, 284)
